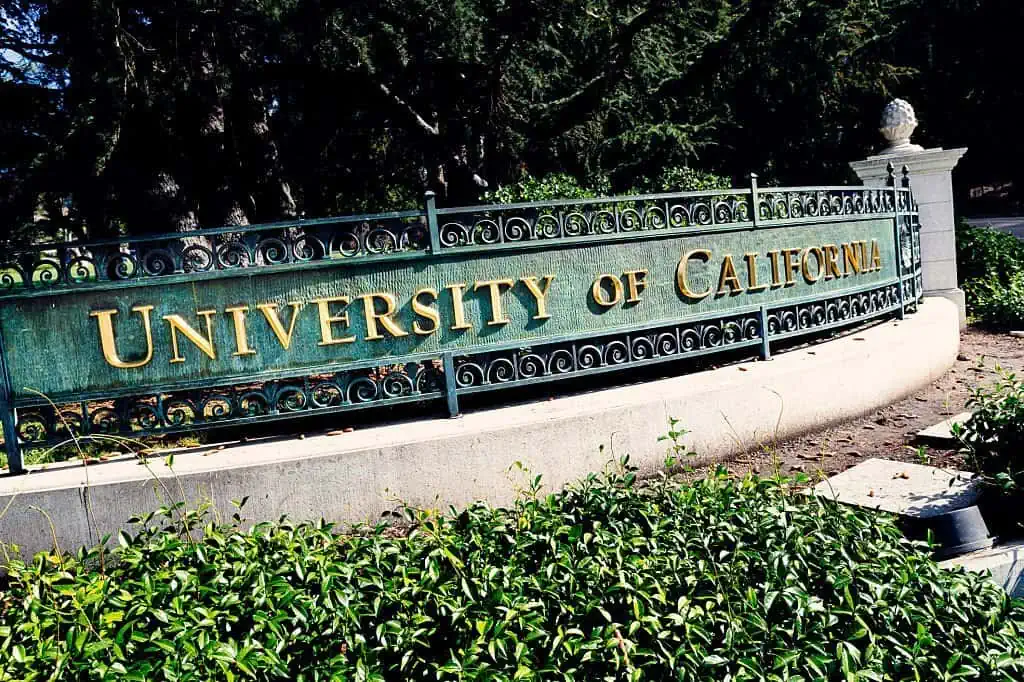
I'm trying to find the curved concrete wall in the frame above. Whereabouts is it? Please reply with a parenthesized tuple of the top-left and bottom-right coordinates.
(0, 299, 959, 559)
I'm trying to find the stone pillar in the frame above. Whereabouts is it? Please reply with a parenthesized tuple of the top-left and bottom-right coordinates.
(849, 99, 968, 326)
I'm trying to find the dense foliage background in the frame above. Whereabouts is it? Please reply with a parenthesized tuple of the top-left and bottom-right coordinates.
(1, 0, 1021, 246)
(4, 465, 1024, 681)
(955, 221, 1024, 328)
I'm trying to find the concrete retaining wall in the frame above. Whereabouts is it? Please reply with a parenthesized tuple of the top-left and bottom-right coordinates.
(0, 298, 960, 559)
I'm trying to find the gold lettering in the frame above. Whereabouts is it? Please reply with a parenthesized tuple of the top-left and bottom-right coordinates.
(412, 288, 441, 335)
(224, 305, 256, 357)
(474, 279, 515, 326)
(842, 242, 862, 275)
(859, 241, 870, 271)
(744, 253, 767, 292)
(360, 292, 409, 340)
(520, 275, 556, 319)
(823, 244, 842, 279)
(310, 296, 355, 346)
(163, 310, 217, 363)
(870, 239, 882, 271)
(623, 270, 647, 304)
(677, 249, 712, 300)
(90, 306, 155, 369)
(801, 247, 824, 284)
(781, 248, 801, 286)
(592, 273, 624, 307)
(767, 250, 782, 287)
(446, 283, 472, 331)
(256, 302, 303, 351)
(717, 255, 743, 294)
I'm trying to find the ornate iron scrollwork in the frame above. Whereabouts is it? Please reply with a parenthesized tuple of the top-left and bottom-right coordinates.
(15, 361, 444, 449)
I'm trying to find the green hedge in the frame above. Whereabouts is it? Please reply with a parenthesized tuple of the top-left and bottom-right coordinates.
(959, 368, 1024, 503)
(484, 167, 730, 205)
(956, 221, 1024, 286)
(956, 221, 1024, 328)
(3, 465, 1024, 681)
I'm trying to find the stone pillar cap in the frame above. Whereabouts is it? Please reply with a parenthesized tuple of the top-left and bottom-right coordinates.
(851, 147, 967, 179)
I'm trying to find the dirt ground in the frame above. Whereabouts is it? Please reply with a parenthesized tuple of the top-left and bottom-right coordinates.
(725, 327, 1024, 478)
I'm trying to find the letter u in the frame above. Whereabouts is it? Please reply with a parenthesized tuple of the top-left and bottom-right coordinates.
(89, 305, 155, 369)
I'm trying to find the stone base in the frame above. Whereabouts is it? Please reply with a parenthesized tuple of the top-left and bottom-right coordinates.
(810, 457, 981, 518)
(926, 288, 966, 327)
(0, 299, 960, 561)
(941, 539, 1024, 597)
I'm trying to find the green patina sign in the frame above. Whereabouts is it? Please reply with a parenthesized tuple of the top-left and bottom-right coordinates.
(0, 182, 923, 473)
(3, 219, 894, 398)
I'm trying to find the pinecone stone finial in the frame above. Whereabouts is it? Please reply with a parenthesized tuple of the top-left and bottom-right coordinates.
(879, 99, 924, 155)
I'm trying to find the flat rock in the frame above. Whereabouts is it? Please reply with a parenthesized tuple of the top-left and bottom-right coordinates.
(916, 411, 972, 445)
(811, 458, 980, 518)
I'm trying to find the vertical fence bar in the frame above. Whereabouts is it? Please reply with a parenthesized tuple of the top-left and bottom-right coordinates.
(425, 191, 440, 254)
(0, 329, 23, 475)
(888, 162, 906, 320)
(902, 165, 918, 304)
(441, 352, 460, 418)
(759, 304, 772, 360)
(80, 401, 91, 436)
(749, 173, 760, 227)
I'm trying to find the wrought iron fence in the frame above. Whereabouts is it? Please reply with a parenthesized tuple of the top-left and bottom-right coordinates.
(0, 166, 921, 474)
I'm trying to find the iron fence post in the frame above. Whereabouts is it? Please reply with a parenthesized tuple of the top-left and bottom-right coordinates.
(759, 304, 771, 361)
(753, 174, 770, 361)
(750, 173, 760, 227)
(425, 191, 440, 254)
(442, 352, 460, 418)
(888, 162, 906, 320)
(0, 329, 23, 475)
(902, 165, 919, 304)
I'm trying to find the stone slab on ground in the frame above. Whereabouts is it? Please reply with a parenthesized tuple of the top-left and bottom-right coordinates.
(941, 539, 1024, 598)
(811, 457, 980, 518)
(916, 411, 972, 445)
